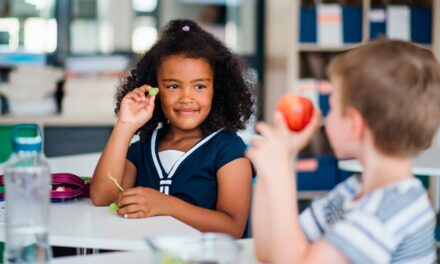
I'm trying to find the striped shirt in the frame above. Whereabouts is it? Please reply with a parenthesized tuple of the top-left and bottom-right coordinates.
(300, 175, 436, 264)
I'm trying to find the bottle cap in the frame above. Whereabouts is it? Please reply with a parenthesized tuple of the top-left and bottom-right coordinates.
(12, 124, 43, 153)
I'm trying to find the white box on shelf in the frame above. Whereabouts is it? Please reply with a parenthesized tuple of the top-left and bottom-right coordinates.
(387, 5, 410, 41)
(65, 56, 129, 75)
(8, 97, 57, 116)
(317, 4, 343, 47)
(62, 76, 118, 116)
(297, 79, 319, 107)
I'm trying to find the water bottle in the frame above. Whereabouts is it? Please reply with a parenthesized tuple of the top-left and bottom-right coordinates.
(3, 124, 52, 263)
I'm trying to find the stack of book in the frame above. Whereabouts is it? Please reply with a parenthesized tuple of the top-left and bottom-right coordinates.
(62, 76, 119, 118)
(300, 4, 432, 45)
(371, 5, 431, 43)
(61, 55, 131, 119)
(0, 66, 63, 116)
(300, 4, 362, 45)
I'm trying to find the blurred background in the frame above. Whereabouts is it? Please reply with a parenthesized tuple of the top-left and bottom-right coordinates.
(0, 0, 439, 199)
(0, 0, 264, 158)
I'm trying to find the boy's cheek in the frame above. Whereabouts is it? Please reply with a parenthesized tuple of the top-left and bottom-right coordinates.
(324, 119, 341, 154)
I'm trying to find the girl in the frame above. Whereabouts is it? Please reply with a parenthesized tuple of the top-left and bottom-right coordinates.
(90, 19, 254, 238)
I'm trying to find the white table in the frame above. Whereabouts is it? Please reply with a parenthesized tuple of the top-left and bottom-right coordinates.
(52, 239, 261, 264)
(0, 199, 201, 251)
(338, 146, 440, 209)
(48, 153, 101, 176)
(0, 152, 101, 177)
(0, 153, 201, 251)
(2, 153, 205, 251)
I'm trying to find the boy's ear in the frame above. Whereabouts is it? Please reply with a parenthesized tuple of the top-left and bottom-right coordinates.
(346, 107, 365, 140)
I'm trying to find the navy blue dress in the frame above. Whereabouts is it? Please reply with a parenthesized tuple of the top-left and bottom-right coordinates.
(126, 127, 248, 210)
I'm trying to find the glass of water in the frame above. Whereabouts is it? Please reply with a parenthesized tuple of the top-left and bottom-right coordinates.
(145, 233, 242, 264)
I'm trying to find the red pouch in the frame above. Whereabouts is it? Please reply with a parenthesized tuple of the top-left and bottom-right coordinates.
(0, 173, 90, 202)
(50, 173, 90, 202)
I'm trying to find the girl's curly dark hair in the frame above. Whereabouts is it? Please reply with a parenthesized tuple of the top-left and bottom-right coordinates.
(115, 19, 255, 140)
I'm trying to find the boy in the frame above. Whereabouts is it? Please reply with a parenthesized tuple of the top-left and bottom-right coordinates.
(246, 39, 440, 263)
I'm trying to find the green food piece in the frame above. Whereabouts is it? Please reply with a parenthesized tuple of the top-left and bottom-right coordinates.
(109, 202, 119, 213)
(107, 172, 124, 192)
(148, 87, 159, 96)
(160, 253, 186, 264)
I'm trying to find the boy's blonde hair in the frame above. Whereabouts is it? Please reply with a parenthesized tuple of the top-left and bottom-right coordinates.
(328, 39, 440, 157)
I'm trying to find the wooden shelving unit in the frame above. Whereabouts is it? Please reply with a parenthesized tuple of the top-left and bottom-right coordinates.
(264, 0, 440, 121)
(298, 44, 362, 52)
(263, 0, 440, 199)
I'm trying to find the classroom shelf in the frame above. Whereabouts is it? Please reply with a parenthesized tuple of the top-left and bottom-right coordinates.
(263, 0, 440, 198)
(264, 0, 440, 121)
(298, 44, 361, 52)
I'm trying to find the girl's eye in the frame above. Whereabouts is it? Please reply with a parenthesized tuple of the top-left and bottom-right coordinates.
(195, 84, 206, 90)
(167, 84, 179, 89)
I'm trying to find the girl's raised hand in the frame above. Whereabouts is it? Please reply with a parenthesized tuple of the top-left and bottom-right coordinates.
(116, 187, 169, 219)
(118, 85, 157, 131)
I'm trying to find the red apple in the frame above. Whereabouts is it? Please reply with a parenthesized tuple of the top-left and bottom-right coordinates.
(277, 94, 314, 131)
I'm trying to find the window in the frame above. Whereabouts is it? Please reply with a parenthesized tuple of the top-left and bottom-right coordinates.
(131, 0, 158, 53)
(0, 0, 56, 53)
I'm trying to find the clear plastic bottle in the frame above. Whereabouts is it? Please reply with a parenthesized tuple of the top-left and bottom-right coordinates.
(3, 124, 52, 264)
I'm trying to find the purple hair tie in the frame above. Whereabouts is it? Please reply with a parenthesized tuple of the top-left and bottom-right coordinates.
(182, 25, 190, 31)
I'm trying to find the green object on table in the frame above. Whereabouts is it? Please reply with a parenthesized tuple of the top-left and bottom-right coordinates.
(148, 87, 159, 96)
(0, 126, 13, 163)
(107, 172, 124, 192)
(107, 172, 123, 214)
(109, 202, 119, 213)
(160, 253, 186, 264)
(0, 125, 41, 163)
(0, 242, 3, 263)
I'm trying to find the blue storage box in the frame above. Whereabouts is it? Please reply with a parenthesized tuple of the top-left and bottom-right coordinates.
(299, 7, 317, 43)
(337, 169, 353, 182)
(342, 6, 362, 43)
(370, 7, 386, 40)
(319, 93, 330, 117)
(300, 6, 362, 44)
(318, 81, 332, 118)
(296, 155, 339, 191)
(435, 224, 440, 242)
(411, 7, 432, 44)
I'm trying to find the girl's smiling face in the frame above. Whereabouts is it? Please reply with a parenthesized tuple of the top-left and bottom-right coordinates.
(157, 55, 214, 133)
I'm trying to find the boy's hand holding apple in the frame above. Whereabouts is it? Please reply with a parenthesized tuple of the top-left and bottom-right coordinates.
(246, 94, 321, 177)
